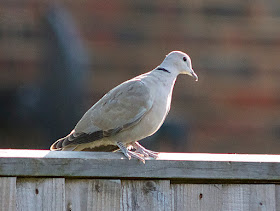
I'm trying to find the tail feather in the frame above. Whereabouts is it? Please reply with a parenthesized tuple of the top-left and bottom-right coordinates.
(50, 135, 76, 151)
(50, 137, 64, 151)
(50, 130, 120, 152)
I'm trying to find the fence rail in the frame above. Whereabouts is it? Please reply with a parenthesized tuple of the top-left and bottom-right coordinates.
(1, 150, 280, 210)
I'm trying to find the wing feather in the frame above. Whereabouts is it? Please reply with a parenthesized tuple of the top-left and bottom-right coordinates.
(60, 79, 153, 147)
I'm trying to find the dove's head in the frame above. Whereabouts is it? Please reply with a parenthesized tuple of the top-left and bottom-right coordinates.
(160, 51, 198, 81)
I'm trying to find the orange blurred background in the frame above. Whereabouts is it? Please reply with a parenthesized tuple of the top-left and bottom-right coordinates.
(1, 1, 280, 154)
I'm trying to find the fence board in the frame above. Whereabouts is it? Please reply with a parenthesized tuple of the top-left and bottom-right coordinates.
(171, 184, 222, 210)
(0, 177, 16, 211)
(121, 180, 171, 211)
(16, 178, 65, 211)
(276, 185, 280, 211)
(222, 184, 276, 211)
(171, 184, 277, 211)
(0, 150, 280, 210)
(1, 150, 280, 182)
(65, 179, 121, 211)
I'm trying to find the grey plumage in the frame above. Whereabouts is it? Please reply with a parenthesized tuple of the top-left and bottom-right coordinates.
(50, 50, 198, 162)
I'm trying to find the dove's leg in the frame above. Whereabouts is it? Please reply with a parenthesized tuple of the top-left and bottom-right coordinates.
(116, 142, 146, 163)
(132, 142, 159, 159)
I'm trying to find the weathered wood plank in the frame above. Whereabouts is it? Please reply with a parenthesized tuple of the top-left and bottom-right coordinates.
(222, 184, 276, 210)
(16, 178, 65, 211)
(172, 184, 277, 211)
(171, 184, 222, 210)
(0, 177, 16, 211)
(0, 150, 280, 182)
(65, 179, 121, 211)
(276, 185, 280, 211)
(121, 180, 171, 211)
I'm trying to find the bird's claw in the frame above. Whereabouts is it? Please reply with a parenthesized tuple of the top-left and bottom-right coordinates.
(117, 141, 159, 163)
(127, 151, 146, 163)
(117, 141, 146, 163)
(132, 142, 159, 159)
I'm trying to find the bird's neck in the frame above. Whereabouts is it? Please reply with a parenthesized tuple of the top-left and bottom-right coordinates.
(152, 66, 178, 83)
(148, 69, 178, 97)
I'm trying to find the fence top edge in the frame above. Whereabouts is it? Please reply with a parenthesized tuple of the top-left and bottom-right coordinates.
(0, 149, 280, 163)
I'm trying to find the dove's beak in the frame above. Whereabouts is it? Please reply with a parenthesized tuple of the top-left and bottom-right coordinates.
(189, 69, 198, 81)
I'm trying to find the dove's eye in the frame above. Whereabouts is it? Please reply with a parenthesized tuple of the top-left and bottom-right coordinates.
(183, 57, 187, 62)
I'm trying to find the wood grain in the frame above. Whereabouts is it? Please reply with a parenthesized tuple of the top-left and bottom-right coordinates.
(121, 180, 171, 211)
(222, 184, 276, 211)
(276, 185, 280, 211)
(65, 179, 121, 211)
(16, 178, 65, 211)
(0, 177, 16, 211)
(171, 184, 222, 210)
(172, 184, 277, 211)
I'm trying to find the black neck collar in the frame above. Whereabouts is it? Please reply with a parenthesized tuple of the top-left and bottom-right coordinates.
(156, 67, 171, 73)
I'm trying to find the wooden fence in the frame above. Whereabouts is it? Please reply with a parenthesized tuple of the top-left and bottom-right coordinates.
(1, 150, 280, 210)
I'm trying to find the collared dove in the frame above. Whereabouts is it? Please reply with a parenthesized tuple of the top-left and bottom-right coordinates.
(50, 51, 198, 162)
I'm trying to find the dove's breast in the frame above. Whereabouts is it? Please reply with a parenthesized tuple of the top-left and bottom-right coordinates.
(144, 83, 174, 133)
(101, 73, 177, 145)
(124, 76, 176, 142)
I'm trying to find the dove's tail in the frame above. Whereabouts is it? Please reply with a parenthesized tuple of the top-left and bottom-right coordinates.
(50, 137, 63, 151)
(50, 129, 120, 152)
(50, 131, 77, 151)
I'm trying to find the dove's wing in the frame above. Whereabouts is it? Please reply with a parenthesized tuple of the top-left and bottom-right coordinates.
(61, 79, 154, 147)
